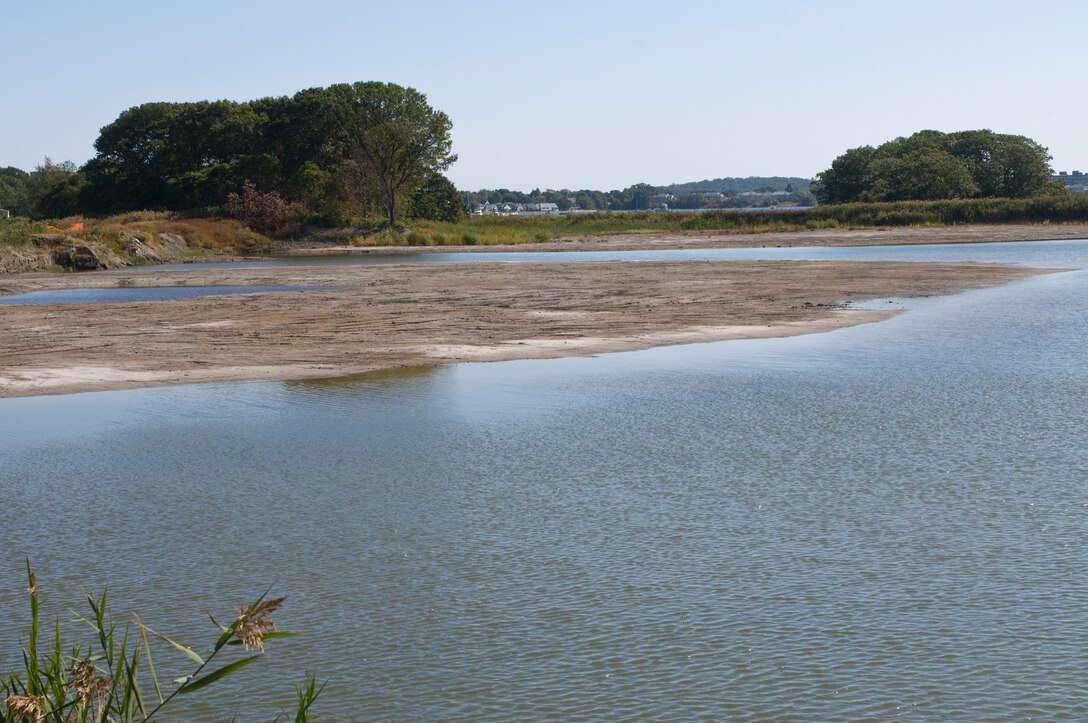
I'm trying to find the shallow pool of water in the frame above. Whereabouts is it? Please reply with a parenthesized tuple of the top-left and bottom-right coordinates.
(0, 285, 328, 304)
(155, 237, 1088, 269)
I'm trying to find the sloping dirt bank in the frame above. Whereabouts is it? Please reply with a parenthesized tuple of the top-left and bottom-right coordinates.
(0, 260, 1052, 397)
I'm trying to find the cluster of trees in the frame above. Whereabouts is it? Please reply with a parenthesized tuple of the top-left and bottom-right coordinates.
(460, 186, 654, 211)
(0, 160, 86, 219)
(812, 130, 1058, 204)
(2, 82, 462, 229)
(668, 176, 813, 194)
(462, 178, 812, 212)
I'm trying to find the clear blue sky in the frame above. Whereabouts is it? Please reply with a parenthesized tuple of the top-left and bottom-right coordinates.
(3, 0, 1084, 191)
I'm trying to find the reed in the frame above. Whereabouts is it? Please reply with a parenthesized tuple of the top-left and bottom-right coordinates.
(1, 563, 321, 722)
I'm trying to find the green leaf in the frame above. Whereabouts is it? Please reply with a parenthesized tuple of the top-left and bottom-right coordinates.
(207, 612, 230, 634)
(178, 654, 262, 694)
(141, 625, 205, 666)
(138, 617, 164, 704)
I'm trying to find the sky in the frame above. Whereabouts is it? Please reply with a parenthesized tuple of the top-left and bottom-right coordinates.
(2, 0, 1085, 191)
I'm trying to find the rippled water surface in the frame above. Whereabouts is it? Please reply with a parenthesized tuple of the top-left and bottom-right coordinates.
(3, 241, 1088, 720)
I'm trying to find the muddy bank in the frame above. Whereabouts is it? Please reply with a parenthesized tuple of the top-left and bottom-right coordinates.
(0, 259, 1051, 397)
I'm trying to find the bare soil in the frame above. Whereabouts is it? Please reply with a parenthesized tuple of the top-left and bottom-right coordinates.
(0, 257, 1052, 397)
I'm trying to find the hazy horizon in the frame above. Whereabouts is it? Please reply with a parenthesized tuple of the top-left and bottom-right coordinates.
(3, 0, 1085, 191)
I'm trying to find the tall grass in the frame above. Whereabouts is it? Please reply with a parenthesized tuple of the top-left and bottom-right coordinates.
(397, 196, 1088, 246)
(5, 194, 1088, 257)
(405, 211, 799, 246)
(0, 218, 48, 247)
(1, 564, 321, 722)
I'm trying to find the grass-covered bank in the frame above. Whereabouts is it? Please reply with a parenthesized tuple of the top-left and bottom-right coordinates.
(346, 194, 1088, 247)
(806, 193, 1088, 227)
(0, 213, 271, 272)
(3, 194, 1088, 270)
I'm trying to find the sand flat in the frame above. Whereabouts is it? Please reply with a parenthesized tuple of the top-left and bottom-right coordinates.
(0, 259, 1051, 397)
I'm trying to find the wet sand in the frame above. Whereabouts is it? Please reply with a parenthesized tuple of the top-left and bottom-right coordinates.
(0, 259, 1051, 397)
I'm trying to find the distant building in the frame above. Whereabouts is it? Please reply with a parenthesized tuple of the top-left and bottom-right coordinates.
(737, 190, 790, 198)
(1052, 170, 1088, 192)
(0, 208, 10, 219)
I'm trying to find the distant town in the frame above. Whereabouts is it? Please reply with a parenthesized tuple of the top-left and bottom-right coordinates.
(464, 177, 816, 216)
(1054, 170, 1088, 192)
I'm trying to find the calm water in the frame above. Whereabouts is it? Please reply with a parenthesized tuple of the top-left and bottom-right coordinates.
(0, 285, 326, 304)
(126, 236, 1088, 271)
(2, 240, 1088, 720)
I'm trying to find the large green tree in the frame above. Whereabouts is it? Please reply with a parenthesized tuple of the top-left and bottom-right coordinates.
(331, 82, 456, 228)
(79, 82, 457, 227)
(812, 130, 1053, 204)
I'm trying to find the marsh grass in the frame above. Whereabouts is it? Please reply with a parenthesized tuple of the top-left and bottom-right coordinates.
(1, 564, 321, 722)
(0, 218, 48, 247)
(397, 196, 1088, 246)
(5, 194, 1088, 258)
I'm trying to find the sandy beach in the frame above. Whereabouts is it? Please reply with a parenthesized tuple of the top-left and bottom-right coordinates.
(0, 254, 1051, 397)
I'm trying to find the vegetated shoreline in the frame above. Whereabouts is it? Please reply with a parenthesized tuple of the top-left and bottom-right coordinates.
(4, 219, 1088, 274)
(282, 222, 1088, 255)
(0, 258, 1055, 398)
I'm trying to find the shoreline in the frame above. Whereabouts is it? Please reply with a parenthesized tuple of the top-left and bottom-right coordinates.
(0, 259, 1052, 398)
(274, 222, 1088, 256)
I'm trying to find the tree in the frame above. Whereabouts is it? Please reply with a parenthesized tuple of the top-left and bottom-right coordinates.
(0, 167, 30, 215)
(23, 158, 80, 218)
(813, 130, 1053, 204)
(408, 173, 465, 222)
(811, 146, 876, 204)
(332, 82, 456, 228)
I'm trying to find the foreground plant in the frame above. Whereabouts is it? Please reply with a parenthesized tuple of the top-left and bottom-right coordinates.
(1, 563, 322, 722)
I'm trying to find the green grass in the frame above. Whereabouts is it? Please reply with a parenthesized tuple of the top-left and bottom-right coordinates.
(401, 211, 804, 246)
(393, 196, 1088, 247)
(0, 218, 49, 246)
(6, 194, 1088, 259)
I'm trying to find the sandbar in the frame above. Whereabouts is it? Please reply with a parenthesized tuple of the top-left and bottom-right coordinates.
(0, 258, 1052, 397)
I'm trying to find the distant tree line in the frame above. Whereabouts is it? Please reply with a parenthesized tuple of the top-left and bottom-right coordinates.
(462, 178, 813, 212)
(1, 82, 462, 229)
(812, 130, 1059, 205)
(668, 176, 813, 195)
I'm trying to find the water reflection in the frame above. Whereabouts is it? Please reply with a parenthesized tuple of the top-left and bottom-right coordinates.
(285, 364, 443, 392)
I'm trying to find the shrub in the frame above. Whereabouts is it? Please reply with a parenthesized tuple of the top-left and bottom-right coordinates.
(224, 180, 289, 236)
(461, 233, 477, 245)
(406, 231, 428, 246)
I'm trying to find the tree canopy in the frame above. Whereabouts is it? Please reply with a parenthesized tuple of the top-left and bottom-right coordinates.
(812, 130, 1055, 204)
(71, 82, 457, 227)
